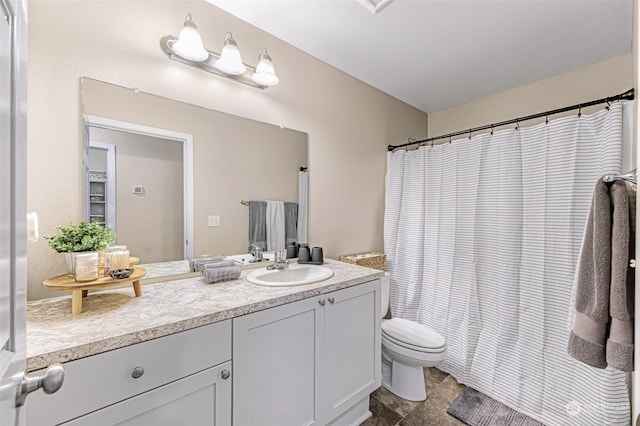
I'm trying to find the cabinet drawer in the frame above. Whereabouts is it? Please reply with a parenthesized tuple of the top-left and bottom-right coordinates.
(26, 320, 231, 425)
(63, 361, 232, 426)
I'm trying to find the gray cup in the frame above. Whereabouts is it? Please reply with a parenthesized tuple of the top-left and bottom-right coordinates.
(311, 247, 324, 263)
(298, 246, 311, 262)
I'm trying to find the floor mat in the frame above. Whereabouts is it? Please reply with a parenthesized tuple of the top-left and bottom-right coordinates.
(447, 387, 544, 426)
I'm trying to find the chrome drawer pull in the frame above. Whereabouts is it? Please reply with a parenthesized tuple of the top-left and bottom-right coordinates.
(131, 366, 145, 379)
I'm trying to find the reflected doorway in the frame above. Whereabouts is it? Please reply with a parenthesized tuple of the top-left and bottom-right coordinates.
(83, 116, 194, 263)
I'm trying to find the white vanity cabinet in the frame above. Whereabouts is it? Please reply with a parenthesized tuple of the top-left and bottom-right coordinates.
(26, 320, 232, 426)
(232, 279, 381, 426)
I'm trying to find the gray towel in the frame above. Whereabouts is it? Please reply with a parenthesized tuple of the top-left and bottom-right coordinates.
(190, 255, 225, 272)
(248, 201, 267, 251)
(203, 265, 241, 284)
(607, 182, 635, 371)
(284, 202, 298, 246)
(202, 260, 237, 270)
(568, 178, 635, 371)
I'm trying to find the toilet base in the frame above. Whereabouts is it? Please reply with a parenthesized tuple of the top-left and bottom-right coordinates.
(381, 357, 427, 401)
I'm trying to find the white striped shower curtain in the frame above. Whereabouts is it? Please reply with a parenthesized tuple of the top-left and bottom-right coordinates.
(384, 103, 631, 425)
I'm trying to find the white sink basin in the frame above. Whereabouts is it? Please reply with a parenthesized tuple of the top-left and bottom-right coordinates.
(247, 263, 335, 287)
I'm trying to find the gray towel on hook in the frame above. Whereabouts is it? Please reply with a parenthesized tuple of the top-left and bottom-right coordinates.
(607, 182, 635, 371)
(248, 200, 267, 251)
(568, 178, 635, 371)
(284, 202, 298, 246)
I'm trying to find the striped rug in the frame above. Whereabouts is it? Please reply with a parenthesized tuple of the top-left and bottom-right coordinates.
(448, 387, 544, 426)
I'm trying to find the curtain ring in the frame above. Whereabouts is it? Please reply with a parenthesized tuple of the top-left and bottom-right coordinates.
(605, 100, 611, 111)
(578, 105, 582, 118)
(515, 120, 520, 130)
(449, 135, 452, 144)
(490, 124, 494, 135)
(468, 130, 472, 140)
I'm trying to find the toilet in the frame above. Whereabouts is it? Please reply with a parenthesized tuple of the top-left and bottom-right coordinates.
(380, 273, 446, 401)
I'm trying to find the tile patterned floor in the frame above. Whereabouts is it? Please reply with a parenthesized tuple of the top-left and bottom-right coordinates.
(362, 367, 467, 426)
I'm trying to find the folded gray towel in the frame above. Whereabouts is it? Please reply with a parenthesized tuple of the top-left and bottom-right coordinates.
(190, 256, 225, 272)
(568, 179, 635, 371)
(202, 260, 237, 271)
(284, 202, 298, 246)
(203, 265, 241, 284)
(606, 181, 635, 371)
(248, 201, 267, 251)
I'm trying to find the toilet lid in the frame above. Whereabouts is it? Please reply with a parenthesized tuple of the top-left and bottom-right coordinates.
(382, 317, 445, 349)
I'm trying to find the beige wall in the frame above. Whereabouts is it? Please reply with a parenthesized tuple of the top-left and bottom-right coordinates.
(428, 54, 632, 139)
(27, 1, 427, 300)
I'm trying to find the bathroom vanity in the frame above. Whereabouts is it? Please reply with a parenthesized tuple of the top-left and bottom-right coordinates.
(25, 259, 383, 426)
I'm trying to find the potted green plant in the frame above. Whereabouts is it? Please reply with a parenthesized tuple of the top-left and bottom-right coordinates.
(45, 221, 115, 278)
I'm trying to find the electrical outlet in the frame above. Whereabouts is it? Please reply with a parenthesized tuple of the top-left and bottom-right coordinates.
(208, 215, 221, 227)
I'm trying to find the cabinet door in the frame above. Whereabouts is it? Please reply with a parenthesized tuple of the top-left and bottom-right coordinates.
(324, 280, 381, 420)
(64, 361, 231, 426)
(233, 297, 324, 426)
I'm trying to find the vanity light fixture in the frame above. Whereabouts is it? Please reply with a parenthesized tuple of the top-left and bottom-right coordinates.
(251, 48, 279, 87)
(171, 13, 209, 62)
(215, 32, 246, 76)
(160, 13, 279, 89)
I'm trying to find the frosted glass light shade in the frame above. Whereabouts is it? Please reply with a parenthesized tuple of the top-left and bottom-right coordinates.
(215, 33, 247, 76)
(251, 49, 279, 87)
(172, 14, 208, 62)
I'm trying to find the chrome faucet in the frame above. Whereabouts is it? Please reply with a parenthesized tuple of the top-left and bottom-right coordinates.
(267, 249, 288, 270)
(249, 244, 264, 263)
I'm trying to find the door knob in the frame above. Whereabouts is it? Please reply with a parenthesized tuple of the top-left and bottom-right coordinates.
(221, 369, 231, 380)
(318, 299, 326, 306)
(15, 363, 65, 407)
(328, 297, 335, 304)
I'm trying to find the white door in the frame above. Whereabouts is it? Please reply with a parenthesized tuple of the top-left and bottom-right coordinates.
(0, 0, 27, 424)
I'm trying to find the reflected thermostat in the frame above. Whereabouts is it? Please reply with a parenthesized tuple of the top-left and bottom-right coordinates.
(132, 185, 144, 194)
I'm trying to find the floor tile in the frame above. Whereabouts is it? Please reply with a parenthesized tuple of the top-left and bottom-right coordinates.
(372, 385, 421, 418)
(362, 394, 403, 426)
(398, 376, 466, 426)
(366, 368, 467, 426)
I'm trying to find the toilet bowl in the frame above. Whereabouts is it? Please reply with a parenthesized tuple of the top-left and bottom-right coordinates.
(380, 273, 446, 401)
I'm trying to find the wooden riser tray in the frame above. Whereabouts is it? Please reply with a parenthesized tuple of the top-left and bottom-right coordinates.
(43, 267, 146, 314)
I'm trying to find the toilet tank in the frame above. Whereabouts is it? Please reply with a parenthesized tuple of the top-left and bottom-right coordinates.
(381, 272, 390, 320)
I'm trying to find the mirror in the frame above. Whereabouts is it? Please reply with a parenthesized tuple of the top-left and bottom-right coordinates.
(81, 78, 308, 278)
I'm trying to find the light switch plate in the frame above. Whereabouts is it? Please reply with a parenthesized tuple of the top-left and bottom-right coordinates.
(208, 215, 221, 227)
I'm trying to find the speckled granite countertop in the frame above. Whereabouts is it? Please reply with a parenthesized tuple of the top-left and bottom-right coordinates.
(26, 259, 384, 372)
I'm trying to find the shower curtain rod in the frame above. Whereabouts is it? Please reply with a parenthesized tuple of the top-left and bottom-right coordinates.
(388, 88, 635, 152)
